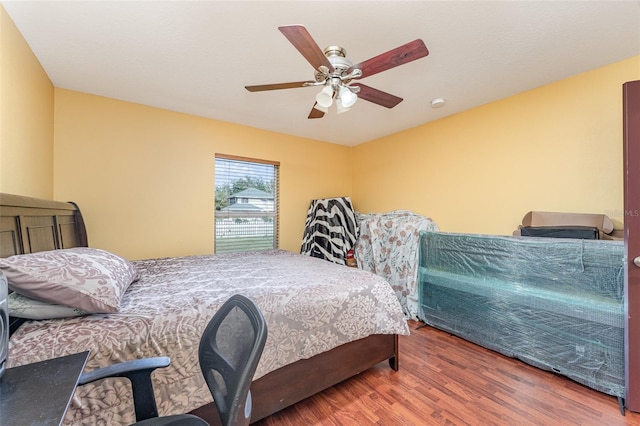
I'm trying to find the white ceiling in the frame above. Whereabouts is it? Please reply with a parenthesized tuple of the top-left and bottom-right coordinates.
(3, 1, 640, 147)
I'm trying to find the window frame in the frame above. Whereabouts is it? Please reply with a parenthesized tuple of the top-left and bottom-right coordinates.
(214, 154, 280, 254)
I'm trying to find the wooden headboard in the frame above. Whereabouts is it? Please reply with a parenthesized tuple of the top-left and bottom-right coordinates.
(0, 193, 88, 258)
(1, 193, 89, 334)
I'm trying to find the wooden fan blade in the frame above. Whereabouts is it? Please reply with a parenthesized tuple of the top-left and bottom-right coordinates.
(347, 39, 428, 79)
(245, 81, 314, 92)
(278, 25, 334, 72)
(355, 83, 403, 108)
(308, 103, 325, 119)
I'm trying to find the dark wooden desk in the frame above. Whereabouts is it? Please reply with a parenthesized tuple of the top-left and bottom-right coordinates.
(0, 351, 89, 426)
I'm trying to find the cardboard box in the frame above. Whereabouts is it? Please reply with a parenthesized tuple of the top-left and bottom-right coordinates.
(514, 211, 621, 240)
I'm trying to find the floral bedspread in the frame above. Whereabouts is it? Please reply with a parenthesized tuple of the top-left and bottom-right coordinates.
(355, 210, 439, 319)
(8, 250, 408, 425)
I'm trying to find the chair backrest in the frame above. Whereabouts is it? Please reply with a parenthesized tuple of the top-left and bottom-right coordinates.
(199, 294, 267, 426)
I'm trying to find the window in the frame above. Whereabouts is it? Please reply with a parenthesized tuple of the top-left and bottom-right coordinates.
(214, 154, 279, 253)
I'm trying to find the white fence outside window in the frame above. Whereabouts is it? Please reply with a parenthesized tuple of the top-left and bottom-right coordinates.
(215, 220, 274, 238)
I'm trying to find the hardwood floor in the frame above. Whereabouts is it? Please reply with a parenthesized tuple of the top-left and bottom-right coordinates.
(254, 321, 640, 426)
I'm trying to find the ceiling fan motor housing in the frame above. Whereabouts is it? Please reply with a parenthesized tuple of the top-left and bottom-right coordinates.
(323, 46, 353, 77)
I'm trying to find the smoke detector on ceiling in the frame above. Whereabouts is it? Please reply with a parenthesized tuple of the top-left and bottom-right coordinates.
(431, 98, 446, 108)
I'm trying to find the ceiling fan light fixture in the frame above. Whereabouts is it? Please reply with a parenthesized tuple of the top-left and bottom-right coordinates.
(316, 86, 334, 108)
(336, 102, 352, 114)
(338, 86, 358, 108)
(313, 103, 329, 113)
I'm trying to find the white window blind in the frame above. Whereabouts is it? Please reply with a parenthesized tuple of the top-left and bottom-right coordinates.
(214, 154, 279, 253)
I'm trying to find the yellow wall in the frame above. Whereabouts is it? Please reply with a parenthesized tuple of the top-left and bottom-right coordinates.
(53, 89, 352, 259)
(353, 55, 640, 235)
(4, 5, 639, 258)
(0, 6, 54, 197)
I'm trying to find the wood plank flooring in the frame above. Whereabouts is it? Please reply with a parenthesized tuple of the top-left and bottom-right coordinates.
(254, 321, 640, 425)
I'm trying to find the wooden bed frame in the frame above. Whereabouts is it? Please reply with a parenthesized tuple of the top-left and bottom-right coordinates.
(0, 192, 399, 423)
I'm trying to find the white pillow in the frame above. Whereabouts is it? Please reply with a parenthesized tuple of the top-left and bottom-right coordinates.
(0, 247, 138, 313)
(8, 292, 86, 319)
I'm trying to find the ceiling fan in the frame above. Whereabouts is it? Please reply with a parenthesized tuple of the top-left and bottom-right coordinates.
(245, 25, 429, 119)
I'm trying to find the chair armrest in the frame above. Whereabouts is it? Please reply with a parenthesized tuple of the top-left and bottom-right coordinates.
(78, 356, 170, 422)
(78, 357, 170, 385)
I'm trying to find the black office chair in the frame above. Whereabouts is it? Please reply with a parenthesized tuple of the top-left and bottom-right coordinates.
(78, 294, 268, 426)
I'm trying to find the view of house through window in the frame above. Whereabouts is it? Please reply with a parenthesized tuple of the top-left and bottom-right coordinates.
(214, 155, 279, 253)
